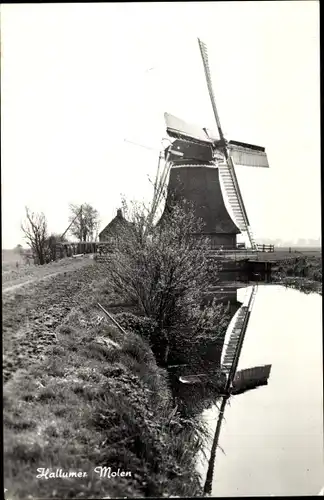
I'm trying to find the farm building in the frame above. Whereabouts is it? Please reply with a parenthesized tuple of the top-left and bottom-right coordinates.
(99, 208, 132, 242)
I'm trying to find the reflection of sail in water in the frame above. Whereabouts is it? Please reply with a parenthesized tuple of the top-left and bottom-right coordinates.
(204, 395, 229, 495)
(203, 286, 272, 495)
(203, 364, 273, 494)
(200, 285, 243, 367)
(178, 285, 243, 380)
(232, 364, 272, 395)
(168, 283, 245, 417)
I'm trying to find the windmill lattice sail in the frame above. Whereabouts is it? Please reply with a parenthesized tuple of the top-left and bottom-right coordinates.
(218, 159, 257, 249)
(197, 38, 270, 249)
(228, 141, 269, 168)
(197, 38, 224, 139)
(221, 285, 258, 381)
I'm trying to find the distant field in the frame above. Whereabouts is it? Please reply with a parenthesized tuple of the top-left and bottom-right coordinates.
(2, 249, 35, 284)
(257, 248, 321, 261)
(276, 247, 321, 253)
(2, 249, 26, 265)
(2, 250, 94, 291)
(2, 250, 30, 283)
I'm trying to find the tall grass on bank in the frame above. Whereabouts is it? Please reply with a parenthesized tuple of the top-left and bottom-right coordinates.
(273, 255, 322, 294)
(4, 294, 209, 499)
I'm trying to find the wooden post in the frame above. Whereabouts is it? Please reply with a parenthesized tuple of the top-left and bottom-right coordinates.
(97, 303, 129, 336)
(80, 204, 83, 243)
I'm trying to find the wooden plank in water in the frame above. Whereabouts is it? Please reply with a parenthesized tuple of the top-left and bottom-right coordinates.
(179, 374, 208, 384)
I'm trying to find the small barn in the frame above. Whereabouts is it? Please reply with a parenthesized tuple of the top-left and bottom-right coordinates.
(99, 209, 132, 243)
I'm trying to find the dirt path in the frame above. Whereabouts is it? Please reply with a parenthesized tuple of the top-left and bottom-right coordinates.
(2, 258, 91, 294)
(2, 256, 92, 290)
(2, 260, 105, 384)
(3, 271, 65, 294)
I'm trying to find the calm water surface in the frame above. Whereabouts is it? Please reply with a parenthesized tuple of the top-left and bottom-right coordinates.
(199, 285, 323, 496)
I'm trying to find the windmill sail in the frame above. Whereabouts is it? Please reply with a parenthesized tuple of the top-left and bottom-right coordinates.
(219, 159, 251, 225)
(197, 38, 224, 140)
(197, 39, 258, 249)
(228, 141, 270, 168)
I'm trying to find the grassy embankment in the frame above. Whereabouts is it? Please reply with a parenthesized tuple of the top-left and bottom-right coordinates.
(273, 254, 322, 294)
(4, 265, 207, 499)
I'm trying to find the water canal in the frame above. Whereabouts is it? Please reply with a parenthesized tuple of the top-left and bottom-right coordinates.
(198, 285, 323, 496)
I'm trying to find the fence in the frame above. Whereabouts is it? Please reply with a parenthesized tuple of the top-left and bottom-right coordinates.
(54, 241, 116, 260)
(256, 244, 275, 253)
(55, 241, 99, 258)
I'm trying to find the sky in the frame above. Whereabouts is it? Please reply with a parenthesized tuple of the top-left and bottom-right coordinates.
(1, 1, 320, 248)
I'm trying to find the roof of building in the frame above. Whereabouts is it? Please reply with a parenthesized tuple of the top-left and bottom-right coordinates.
(99, 209, 133, 238)
(164, 112, 218, 143)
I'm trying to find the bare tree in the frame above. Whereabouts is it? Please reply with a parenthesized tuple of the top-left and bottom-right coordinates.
(68, 203, 100, 242)
(21, 207, 48, 265)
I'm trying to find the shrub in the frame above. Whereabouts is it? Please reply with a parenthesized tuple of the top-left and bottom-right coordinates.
(103, 199, 226, 365)
(114, 311, 158, 343)
(275, 255, 322, 284)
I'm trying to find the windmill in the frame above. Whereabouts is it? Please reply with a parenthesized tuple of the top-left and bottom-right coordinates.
(154, 38, 270, 250)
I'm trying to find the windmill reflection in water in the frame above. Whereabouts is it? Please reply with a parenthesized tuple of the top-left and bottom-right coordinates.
(174, 285, 272, 494)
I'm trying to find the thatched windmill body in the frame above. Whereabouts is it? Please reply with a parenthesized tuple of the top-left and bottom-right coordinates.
(153, 39, 270, 250)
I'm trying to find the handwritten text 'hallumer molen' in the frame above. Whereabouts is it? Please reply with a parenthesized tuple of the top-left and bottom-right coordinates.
(36, 468, 132, 479)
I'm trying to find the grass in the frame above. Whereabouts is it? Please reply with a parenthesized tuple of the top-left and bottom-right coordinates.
(273, 255, 322, 294)
(276, 276, 322, 295)
(4, 280, 207, 499)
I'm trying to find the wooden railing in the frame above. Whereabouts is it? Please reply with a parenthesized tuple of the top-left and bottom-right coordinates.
(256, 244, 274, 253)
(209, 243, 274, 253)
